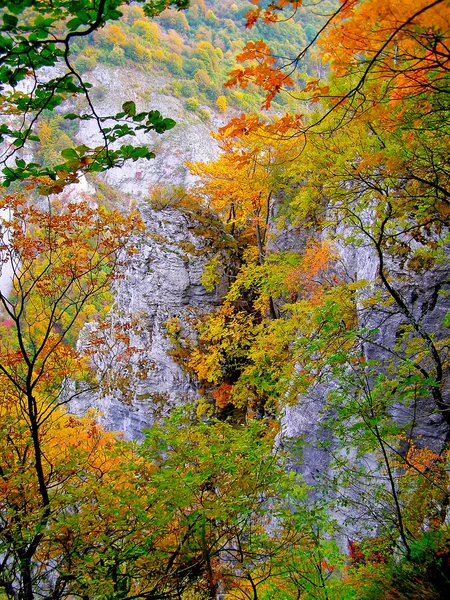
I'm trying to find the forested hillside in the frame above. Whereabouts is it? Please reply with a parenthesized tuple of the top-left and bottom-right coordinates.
(0, 1, 449, 599)
(71, 0, 326, 112)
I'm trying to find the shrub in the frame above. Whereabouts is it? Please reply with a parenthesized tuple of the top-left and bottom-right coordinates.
(304, 23, 316, 43)
(124, 5, 146, 25)
(166, 53, 183, 76)
(158, 11, 190, 34)
(198, 108, 210, 122)
(194, 68, 210, 91)
(123, 39, 148, 63)
(183, 58, 204, 76)
(205, 85, 220, 102)
(107, 44, 126, 66)
(91, 85, 107, 101)
(171, 81, 183, 97)
(96, 24, 126, 49)
(74, 54, 97, 73)
(131, 19, 159, 44)
(181, 81, 197, 97)
(205, 9, 217, 25)
(216, 95, 227, 113)
(185, 97, 199, 111)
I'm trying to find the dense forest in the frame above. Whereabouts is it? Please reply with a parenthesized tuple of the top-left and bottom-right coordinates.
(0, 0, 449, 599)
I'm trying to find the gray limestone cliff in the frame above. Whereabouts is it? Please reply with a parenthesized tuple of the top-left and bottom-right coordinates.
(71, 202, 220, 438)
(78, 65, 225, 194)
(271, 203, 450, 542)
(279, 225, 450, 473)
(65, 64, 228, 435)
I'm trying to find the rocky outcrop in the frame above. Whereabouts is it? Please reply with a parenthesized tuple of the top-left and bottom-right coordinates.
(274, 205, 450, 447)
(71, 202, 220, 438)
(276, 208, 450, 543)
(78, 65, 225, 195)
(66, 64, 231, 436)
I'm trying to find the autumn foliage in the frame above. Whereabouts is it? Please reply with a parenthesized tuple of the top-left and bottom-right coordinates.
(182, 0, 450, 596)
(1, 0, 450, 598)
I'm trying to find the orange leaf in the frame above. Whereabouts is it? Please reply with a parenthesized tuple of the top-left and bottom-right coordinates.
(245, 8, 261, 28)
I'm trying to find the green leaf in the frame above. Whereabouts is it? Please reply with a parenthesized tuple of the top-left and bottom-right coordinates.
(67, 17, 82, 31)
(122, 101, 136, 117)
(9, 1, 32, 15)
(60, 147, 79, 160)
(2, 13, 18, 29)
(161, 118, 176, 131)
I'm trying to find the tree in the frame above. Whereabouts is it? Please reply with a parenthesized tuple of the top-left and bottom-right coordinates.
(232, 0, 449, 121)
(188, 118, 299, 265)
(225, 0, 450, 431)
(0, 0, 190, 191)
(131, 19, 160, 44)
(141, 408, 334, 600)
(209, 0, 450, 577)
(194, 68, 211, 91)
(0, 191, 141, 599)
(0, 401, 140, 599)
(1, 384, 333, 600)
(185, 96, 199, 111)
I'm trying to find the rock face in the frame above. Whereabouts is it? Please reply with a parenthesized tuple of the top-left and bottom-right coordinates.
(276, 208, 450, 543)
(78, 65, 225, 195)
(68, 65, 229, 437)
(71, 202, 220, 438)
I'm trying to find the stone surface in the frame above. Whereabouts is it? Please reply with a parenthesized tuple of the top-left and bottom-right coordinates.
(279, 211, 450, 449)
(276, 209, 450, 544)
(71, 203, 220, 438)
(67, 65, 229, 437)
(77, 65, 226, 195)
